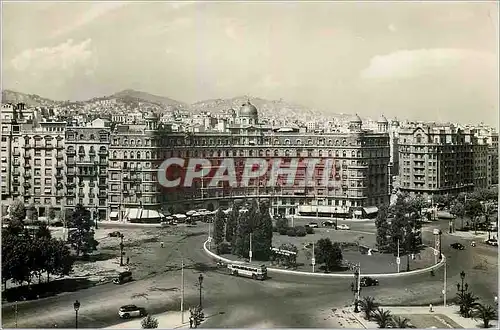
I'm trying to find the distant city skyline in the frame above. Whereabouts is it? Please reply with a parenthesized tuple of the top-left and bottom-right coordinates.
(2, 1, 498, 125)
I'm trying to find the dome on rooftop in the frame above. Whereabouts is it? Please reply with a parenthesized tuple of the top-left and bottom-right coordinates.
(377, 115, 388, 123)
(240, 101, 258, 117)
(350, 114, 362, 123)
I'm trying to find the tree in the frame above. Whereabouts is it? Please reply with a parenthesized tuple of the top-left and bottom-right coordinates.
(141, 315, 159, 329)
(450, 202, 466, 229)
(26, 204, 38, 222)
(372, 308, 393, 328)
(295, 226, 307, 237)
(251, 199, 273, 261)
(47, 207, 57, 222)
(359, 296, 379, 320)
(226, 202, 241, 244)
(9, 199, 26, 223)
(66, 204, 99, 257)
(274, 243, 298, 268)
(391, 316, 414, 328)
(472, 304, 497, 328)
(213, 209, 226, 247)
(45, 239, 74, 281)
(232, 208, 252, 257)
(375, 205, 390, 251)
(315, 238, 343, 272)
(457, 292, 480, 318)
(275, 216, 289, 234)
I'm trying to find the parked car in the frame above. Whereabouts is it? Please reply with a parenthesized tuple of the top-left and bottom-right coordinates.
(485, 239, 498, 246)
(450, 243, 465, 250)
(322, 220, 335, 228)
(118, 305, 147, 319)
(306, 222, 319, 228)
(337, 224, 350, 230)
(360, 276, 379, 287)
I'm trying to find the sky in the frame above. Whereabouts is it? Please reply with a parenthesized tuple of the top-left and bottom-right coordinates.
(2, 1, 498, 125)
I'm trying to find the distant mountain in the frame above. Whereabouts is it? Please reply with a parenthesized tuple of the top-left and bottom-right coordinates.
(2, 90, 63, 107)
(112, 89, 187, 108)
(2, 89, 335, 121)
(191, 96, 326, 122)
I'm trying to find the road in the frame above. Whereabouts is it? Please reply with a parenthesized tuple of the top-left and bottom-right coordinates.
(2, 219, 497, 328)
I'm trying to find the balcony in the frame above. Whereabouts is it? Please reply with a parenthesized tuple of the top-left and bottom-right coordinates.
(67, 150, 76, 156)
(67, 171, 76, 176)
(12, 181, 20, 186)
(44, 144, 54, 149)
(99, 171, 107, 177)
(98, 192, 107, 198)
(67, 191, 76, 197)
(98, 150, 108, 156)
(24, 172, 31, 178)
(13, 172, 20, 177)
(89, 181, 96, 187)
(23, 182, 31, 188)
(56, 144, 64, 149)
(98, 182, 107, 188)
(25, 163, 32, 168)
(55, 173, 63, 179)
(56, 153, 64, 159)
(56, 163, 63, 169)
(13, 150, 20, 156)
(66, 182, 76, 187)
(89, 193, 95, 198)
(89, 150, 96, 156)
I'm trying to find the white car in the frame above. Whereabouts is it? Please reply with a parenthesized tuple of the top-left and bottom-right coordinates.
(337, 224, 350, 230)
(118, 305, 147, 319)
(307, 222, 319, 228)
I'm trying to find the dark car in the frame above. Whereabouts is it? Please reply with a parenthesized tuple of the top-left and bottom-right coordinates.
(485, 239, 499, 247)
(109, 231, 122, 238)
(322, 220, 336, 228)
(451, 243, 465, 250)
(360, 276, 379, 287)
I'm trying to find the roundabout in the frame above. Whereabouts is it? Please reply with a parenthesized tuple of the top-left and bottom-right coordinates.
(2, 221, 495, 328)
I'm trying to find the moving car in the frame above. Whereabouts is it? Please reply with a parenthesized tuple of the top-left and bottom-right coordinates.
(337, 224, 350, 230)
(113, 271, 133, 284)
(450, 243, 465, 250)
(322, 220, 336, 228)
(360, 276, 379, 287)
(118, 305, 147, 319)
(306, 222, 319, 228)
(485, 239, 498, 246)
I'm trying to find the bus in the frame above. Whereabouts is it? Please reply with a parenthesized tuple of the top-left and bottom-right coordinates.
(113, 271, 133, 284)
(227, 263, 267, 280)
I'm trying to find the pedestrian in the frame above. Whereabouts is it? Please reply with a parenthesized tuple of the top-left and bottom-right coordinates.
(429, 303, 433, 312)
(495, 296, 498, 304)
(160, 241, 164, 248)
(189, 317, 193, 328)
(126, 256, 130, 265)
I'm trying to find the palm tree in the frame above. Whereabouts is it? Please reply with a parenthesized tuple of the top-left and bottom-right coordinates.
(359, 296, 379, 320)
(457, 292, 480, 318)
(472, 304, 497, 328)
(372, 308, 393, 328)
(391, 316, 415, 328)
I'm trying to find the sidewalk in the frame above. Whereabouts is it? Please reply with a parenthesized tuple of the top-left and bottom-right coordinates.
(338, 305, 497, 329)
(105, 311, 190, 329)
(291, 215, 375, 223)
(449, 231, 493, 240)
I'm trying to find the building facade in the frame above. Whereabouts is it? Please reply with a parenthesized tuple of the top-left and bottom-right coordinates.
(398, 124, 475, 196)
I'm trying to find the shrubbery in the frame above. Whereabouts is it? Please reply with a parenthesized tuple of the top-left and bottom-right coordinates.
(295, 226, 307, 237)
(216, 242, 231, 254)
(286, 228, 297, 236)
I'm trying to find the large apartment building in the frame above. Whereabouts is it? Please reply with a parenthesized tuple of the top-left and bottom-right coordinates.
(398, 123, 477, 196)
(1, 103, 66, 217)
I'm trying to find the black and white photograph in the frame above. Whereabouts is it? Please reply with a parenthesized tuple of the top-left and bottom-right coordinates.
(1, 1, 498, 328)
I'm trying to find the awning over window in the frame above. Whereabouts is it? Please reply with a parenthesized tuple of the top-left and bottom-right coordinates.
(363, 206, 379, 214)
(109, 211, 118, 218)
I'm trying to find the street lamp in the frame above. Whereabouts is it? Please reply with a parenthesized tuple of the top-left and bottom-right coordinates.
(94, 206, 98, 230)
(73, 300, 81, 329)
(198, 274, 204, 309)
(457, 271, 468, 314)
(351, 267, 360, 313)
(335, 207, 338, 228)
(119, 233, 125, 266)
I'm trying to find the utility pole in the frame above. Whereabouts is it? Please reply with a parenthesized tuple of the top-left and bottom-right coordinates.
(181, 258, 185, 324)
(119, 234, 124, 266)
(14, 301, 18, 328)
(397, 238, 400, 273)
(312, 242, 315, 273)
(443, 257, 447, 307)
(249, 232, 253, 263)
